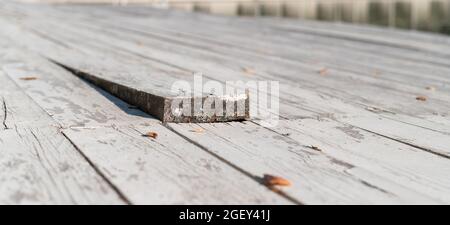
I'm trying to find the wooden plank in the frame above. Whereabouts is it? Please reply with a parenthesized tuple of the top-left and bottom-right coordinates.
(8, 4, 450, 159)
(6, 42, 440, 204)
(1, 50, 159, 129)
(99, 6, 450, 87)
(5, 4, 450, 116)
(66, 4, 450, 70)
(339, 115, 450, 159)
(89, 12, 450, 95)
(266, 118, 450, 203)
(2, 2, 450, 204)
(26, 8, 450, 115)
(167, 121, 439, 204)
(2, 48, 291, 204)
(0, 126, 124, 205)
(269, 19, 450, 56)
(0, 71, 124, 204)
(20, 8, 450, 156)
(0, 7, 249, 123)
(62, 125, 290, 204)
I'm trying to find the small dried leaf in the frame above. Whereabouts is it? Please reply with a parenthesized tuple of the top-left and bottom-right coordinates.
(20, 77, 37, 81)
(242, 67, 256, 75)
(263, 174, 291, 187)
(190, 128, 205, 133)
(416, 96, 427, 101)
(318, 68, 328, 76)
(143, 131, 158, 139)
(425, 86, 436, 91)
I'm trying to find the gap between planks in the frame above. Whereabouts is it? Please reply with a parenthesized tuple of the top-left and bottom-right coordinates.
(1, 50, 294, 204)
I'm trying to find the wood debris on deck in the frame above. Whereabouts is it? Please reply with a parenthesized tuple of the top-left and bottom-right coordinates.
(1, 2, 450, 204)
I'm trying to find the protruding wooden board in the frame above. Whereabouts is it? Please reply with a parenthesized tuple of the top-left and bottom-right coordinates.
(2, 48, 291, 204)
(56, 4, 450, 100)
(15, 9, 450, 159)
(3, 4, 450, 119)
(1, 50, 159, 129)
(34, 5, 450, 158)
(0, 6, 249, 123)
(0, 71, 124, 205)
(14, 5, 450, 120)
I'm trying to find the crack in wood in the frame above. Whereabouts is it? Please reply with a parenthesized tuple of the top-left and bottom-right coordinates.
(60, 130, 132, 205)
(354, 124, 450, 160)
(358, 179, 391, 195)
(163, 123, 303, 205)
(2, 97, 9, 130)
(29, 130, 43, 160)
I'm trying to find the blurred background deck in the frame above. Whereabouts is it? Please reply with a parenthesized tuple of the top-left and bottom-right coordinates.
(18, 0, 450, 35)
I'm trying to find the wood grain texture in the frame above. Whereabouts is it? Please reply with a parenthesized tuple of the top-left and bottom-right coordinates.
(266, 118, 450, 203)
(1, 2, 450, 204)
(0, 70, 124, 204)
(62, 125, 291, 204)
(19, 7, 449, 159)
(0, 5, 249, 123)
(167, 121, 440, 204)
(0, 127, 124, 204)
(1, 48, 291, 204)
(81, 6, 450, 156)
(17, 5, 449, 118)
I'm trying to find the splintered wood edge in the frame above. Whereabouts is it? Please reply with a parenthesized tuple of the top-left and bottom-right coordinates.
(56, 62, 250, 123)
(163, 94, 250, 123)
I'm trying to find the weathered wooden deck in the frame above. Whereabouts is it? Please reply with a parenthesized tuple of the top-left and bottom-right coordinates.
(1, 2, 450, 204)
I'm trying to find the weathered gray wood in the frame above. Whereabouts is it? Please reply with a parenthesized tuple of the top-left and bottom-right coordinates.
(6, 4, 450, 111)
(2, 2, 450, 204)
(62, 125, 290, 204)
(1, 50, 159, 129)
(1, 48, 291, 204)
(167, 121, 439, 204)
(59, 4, 450, 71)
(92, 6, 450, 95)
(266, 118, 450, 203)
(92, 14, 450, 96)
(0, 126, 125, 205)
(339, 115, 450, 159)
(23, 7, 450, 117)
(0, 6, 249, 123)
(14, 11, 446, 119)
(18, 8, 450, 158)
(6, 3, 450, 159)
(0, 70, 124, 205)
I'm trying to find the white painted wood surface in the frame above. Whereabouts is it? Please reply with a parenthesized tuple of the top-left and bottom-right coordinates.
(0, 2, 450, 204)
(167, 121, 441, 204)
(0, 5, 250, 122)
(0, 70, 124, 205)
(16, 5, 449, 159)
(268, 118, 450, 203)
(1, 48, 290, 204)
